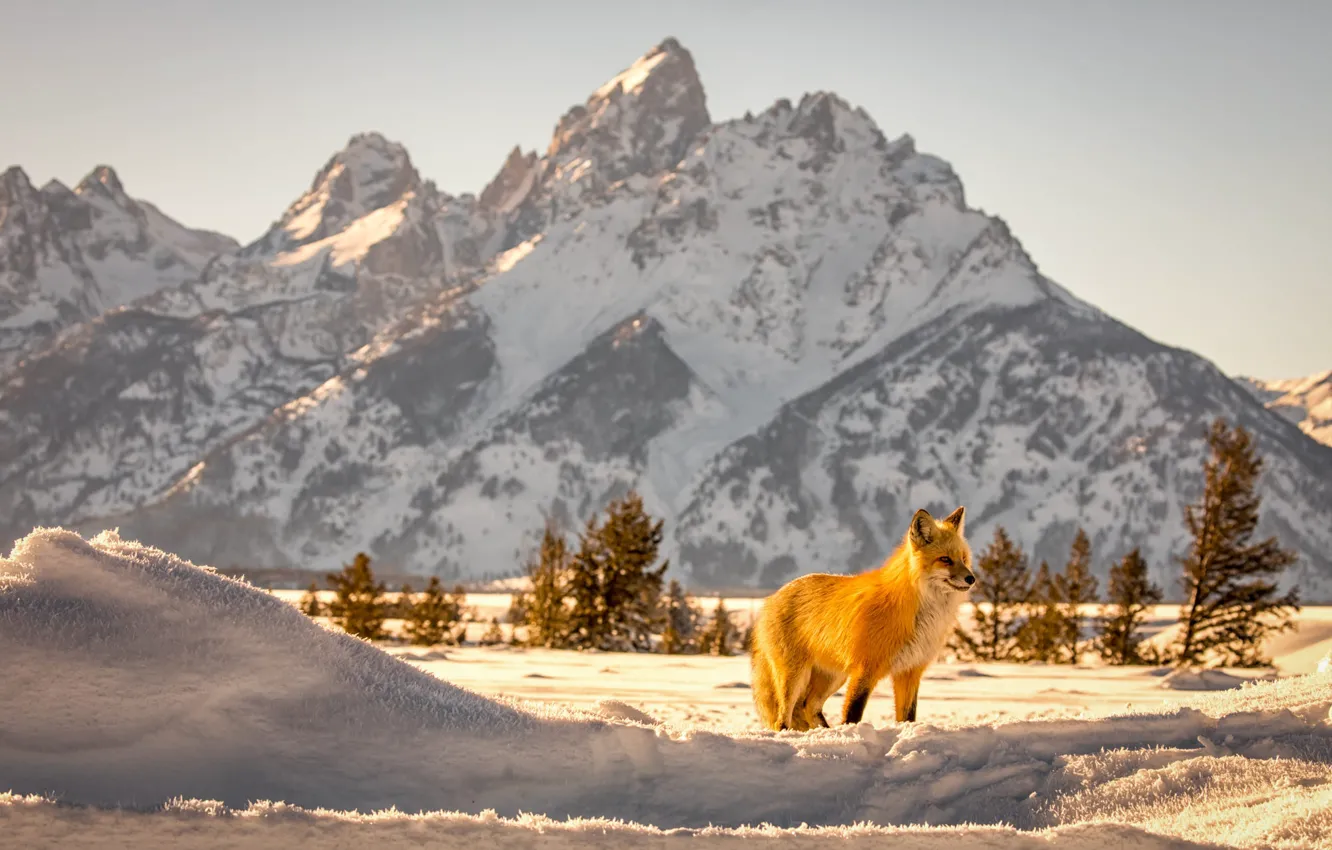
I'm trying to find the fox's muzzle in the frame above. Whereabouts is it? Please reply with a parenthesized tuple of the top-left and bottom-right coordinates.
(947, 564, 976, 591)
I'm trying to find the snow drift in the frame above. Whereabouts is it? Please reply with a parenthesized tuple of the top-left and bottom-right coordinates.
(2, 528, 1330, 849)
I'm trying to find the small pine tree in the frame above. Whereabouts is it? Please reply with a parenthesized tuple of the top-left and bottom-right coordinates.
(1015, 561, 1068, 663)
(1174, 419, 1301, 667)
(298, 580, 323, 617)
(661, 579, 704, 654)
(479, 616, 505, 646)
(597, 491, 669, 651)
(1096, 548, 1164, 665)
(700, 598, 736, 656)
(1053, 527, 1100, 663)
(403, 576, 461, 646)
(565, 514, 608, 649)
(517, 521, 572, 647)
(326, 552, 388, 640)
(951, 526, 1032, 662)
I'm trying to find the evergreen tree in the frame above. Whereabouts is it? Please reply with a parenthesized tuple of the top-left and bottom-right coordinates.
(1096, 548, 1164, 665)
(1053, 527, 1100, 663)
(661, 579, 704, 654)
(325, 552, 388, 640)
(700, 598, 736, 656)
(597, 491, 669, 651)
(1015, 561, 1068, 662)
(298, 580, 323, 617)
(951, 526, 1032, 662)
(565, 514, 609, 649)
(403, 576, 461, 646)
(563, 492, 670, 652)
(514, 521, 572, 647)
(479, 616, 505, 646)
(1174, 419, 1300, 667)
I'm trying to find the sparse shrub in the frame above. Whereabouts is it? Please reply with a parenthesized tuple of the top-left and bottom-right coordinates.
(298, 580, 323, 617)
(479, 617, 505, 646)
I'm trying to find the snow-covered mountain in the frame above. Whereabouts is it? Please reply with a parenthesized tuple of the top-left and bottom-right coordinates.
(0, 165, 239, 371)
(1239, 371, 1332, 448)
(0, 133, 498, 546)
(3, 39, 1331, 598)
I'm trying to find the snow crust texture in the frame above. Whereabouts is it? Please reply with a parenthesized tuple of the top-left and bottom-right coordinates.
(3, 38, 1332, 595)
(2, 528, 1330, 849)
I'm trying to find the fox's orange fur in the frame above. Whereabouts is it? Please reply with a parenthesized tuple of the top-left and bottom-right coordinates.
(749, 506, 975, 730)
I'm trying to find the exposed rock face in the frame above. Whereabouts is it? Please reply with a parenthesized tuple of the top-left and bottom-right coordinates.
(3, 39, 1331, 599)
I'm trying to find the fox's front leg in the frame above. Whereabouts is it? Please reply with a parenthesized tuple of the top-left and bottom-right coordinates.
(892, 666, 925, 722)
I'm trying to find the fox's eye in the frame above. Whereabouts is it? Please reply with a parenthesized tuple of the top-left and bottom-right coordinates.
(939, 556, 953, 566)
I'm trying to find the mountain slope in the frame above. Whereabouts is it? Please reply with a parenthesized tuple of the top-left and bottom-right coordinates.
(1240, 370, 1332, 448)
(4, 39, 1331, 598)
(0, 165, 239, 372)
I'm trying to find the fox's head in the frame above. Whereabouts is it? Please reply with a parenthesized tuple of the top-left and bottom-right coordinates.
(906, 506, 975, 593)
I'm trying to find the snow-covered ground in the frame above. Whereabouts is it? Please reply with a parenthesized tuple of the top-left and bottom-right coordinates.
(4, 529, 1331, 849)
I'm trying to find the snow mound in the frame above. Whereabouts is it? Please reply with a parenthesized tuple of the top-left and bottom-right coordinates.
(595, 699, 659, 725)
(1159, 668, 1252, 691)
(3, 528, 1331, 849)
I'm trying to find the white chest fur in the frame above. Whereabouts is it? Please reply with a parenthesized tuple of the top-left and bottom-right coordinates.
(892, 587, 964, 674)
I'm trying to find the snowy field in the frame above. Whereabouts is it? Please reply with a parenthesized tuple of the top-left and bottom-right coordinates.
(3, 529, 1331, 849)
(276, 588, 1332, 728)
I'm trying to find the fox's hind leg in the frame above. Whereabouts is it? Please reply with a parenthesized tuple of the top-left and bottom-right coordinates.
(750, 647, 780, 730)
(796, 667, 844, 729)
(775, 663, 812, 731)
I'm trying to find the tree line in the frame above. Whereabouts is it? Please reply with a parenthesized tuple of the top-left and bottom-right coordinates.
(507, 491, 740, 655)
(301, 491, 742, 655)
(298, 554, 506, 647)
(951, 418, 1300, 668)
(300, 417, 1299, 668)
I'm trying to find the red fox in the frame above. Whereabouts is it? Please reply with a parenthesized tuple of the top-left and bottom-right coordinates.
(749, 506, 974, 730)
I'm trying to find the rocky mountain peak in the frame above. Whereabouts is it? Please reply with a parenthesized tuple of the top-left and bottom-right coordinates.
(545, 36, 710, 184)
(0, 166, 37, 208)
(76, 165, 127, 198)
(251, 132, 425, 257)
(478, 146, 539, 215)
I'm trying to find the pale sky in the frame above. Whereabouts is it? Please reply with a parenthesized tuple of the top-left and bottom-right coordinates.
(4, 0, 1329, 379)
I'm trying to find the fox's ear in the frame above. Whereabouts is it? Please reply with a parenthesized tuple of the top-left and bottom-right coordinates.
(909, 509, 935, 548)
(943, 506, 965, 534)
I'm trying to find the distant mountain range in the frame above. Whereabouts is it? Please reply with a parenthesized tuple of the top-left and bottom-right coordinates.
(3, 38, 1330, 598)
(1239, 371, 1332, 449)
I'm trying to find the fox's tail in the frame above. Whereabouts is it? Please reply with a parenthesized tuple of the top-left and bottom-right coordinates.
(749, 639, 779, 729)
